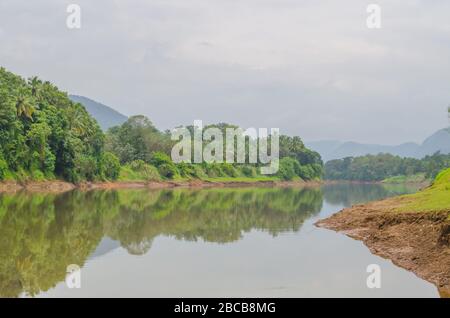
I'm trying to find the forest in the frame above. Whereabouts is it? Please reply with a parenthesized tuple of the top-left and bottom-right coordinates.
(0, 68, 323, 183)
(324, 152, 450, 182)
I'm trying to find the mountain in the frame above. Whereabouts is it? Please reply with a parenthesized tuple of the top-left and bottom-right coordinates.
(307, 128, 450, 162)
(69, 95, 127, 130)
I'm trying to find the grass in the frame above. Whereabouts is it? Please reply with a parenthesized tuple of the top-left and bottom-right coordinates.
(382, 173, 429, 184)
(395, 168, 450, 217)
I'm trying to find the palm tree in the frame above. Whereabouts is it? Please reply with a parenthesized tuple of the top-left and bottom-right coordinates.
(67, 105, 88, 136)
(15, 93, 35, 120)
(28, 76, 42, 100)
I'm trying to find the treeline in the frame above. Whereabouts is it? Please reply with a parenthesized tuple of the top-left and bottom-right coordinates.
(0, 68, 323, 182)
(0, 67, 106, 182)
(105, 116, 323, 181)
(324, 153, 450, 181)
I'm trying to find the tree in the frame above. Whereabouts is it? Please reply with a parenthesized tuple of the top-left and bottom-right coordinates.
(100, 152, 121, 180)
(15, 91, 35, 120)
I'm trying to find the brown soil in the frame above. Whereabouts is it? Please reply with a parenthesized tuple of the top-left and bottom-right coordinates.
(315, 197, 450, 296)
(0, 179, 321, 193)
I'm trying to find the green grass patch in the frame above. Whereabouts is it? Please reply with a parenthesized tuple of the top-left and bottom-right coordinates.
(382, 173, 429, 184)
(395, 168, 450, 215)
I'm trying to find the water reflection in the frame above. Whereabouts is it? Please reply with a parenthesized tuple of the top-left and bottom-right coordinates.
(322, 183, 421, 206)
(0, 187, 323, 297)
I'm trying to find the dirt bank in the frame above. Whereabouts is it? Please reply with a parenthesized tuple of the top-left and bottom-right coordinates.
(0, 179, 321, 193)
(315, 197, 450, 295)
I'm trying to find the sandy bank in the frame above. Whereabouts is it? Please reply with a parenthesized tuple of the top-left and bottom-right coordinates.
(0, 179, 322, 193)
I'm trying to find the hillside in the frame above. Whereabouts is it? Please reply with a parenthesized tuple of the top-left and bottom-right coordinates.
(307, 128, 450, 162)
(69, 95, 127, 130)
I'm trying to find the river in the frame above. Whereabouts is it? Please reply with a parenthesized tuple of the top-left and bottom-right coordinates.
(0, 183, 438, 297)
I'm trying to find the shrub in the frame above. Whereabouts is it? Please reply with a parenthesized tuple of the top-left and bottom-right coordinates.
(0, 157, 8, 181)
(204, 163, 226, 178)
(150, 152, 178, 179)
(32, 170, 46, 181)
(124, 160, 161, 181)
(100, 152, 121, 180)
(192, 165, 208, 179)
(221, 163, 239, 177)
(140, 164, 161, 181)
(76, 156, 98, 181)
(177, 162, 195, 178)
(277, 157, 299, 180)
(130, 160, 146, 172)
(240, 165, 256, 177)
(158, 163, 178, 179)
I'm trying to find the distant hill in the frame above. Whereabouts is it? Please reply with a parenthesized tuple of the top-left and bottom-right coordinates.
(69, 95, 127, 130)
(307, 128, 450, 162)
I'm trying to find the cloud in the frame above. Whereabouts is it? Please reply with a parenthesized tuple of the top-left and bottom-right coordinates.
(0, 0, 449, 144)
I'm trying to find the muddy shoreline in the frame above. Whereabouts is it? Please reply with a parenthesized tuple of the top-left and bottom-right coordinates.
(315, 197, 450, 296)
(0, 179, 324, 193)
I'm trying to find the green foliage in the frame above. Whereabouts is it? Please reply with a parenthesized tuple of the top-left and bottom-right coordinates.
(150, 152, 178, 179)
(0, 68, 323, 184)
(277, 157, 299, 180)
(105, 115, 172, 164)
(325, 153, 450, 182)
(100, 152, 121, 180)
(221, 163, 239, 177)
(396, 168, 450, 213)
(0, 156, 8, 180)
(240, 165, 257, 177)
(0, 67, 104, 182)
(119, 160, 161, 181)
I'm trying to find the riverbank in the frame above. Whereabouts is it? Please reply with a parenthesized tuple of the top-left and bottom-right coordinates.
(316, 170, 450, 295)
(0, 178, 323, 193)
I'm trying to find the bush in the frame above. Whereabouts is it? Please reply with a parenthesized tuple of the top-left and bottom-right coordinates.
(76, 156, 98, 181)
(126, 160, 161, 181)
(221, 163, 239, 177)
(150, 152, 172, 167)
(150, 152, 178, 179)
(140, 164, 161, 181)
(130, 160, 146, 172)
(240, 165, 256, 177)
(277, 157, 299, 180)
(158, 163, 178, 179)
(0, 157, 8, 180)
(100, 152, 121, 180)
(204, 163, 226, 178)
(31, 170, 46, 181)
(177, 162, 195, 178)
(192, 165, 208, 179)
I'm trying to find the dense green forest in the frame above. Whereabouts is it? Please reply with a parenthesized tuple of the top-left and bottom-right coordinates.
(324, 152, 450, 182)
(0, 68, 322, 183)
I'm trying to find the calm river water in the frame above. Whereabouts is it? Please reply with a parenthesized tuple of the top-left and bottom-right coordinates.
(0, 183, 439, 297)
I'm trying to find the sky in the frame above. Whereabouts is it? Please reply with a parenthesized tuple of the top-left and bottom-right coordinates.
(1, 0, 449, 144)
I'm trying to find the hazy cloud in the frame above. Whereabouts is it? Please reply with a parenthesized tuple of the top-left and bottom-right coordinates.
(1, 0, 449, 144)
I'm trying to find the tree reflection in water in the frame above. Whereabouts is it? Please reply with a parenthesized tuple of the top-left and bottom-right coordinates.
(0, 187, 323, 297)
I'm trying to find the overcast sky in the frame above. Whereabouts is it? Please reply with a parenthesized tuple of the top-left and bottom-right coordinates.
(1, 0, 449, 144)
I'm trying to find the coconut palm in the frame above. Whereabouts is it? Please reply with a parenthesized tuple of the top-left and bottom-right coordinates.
(66, 104, 88, 136)
(15, 93, 35, 120)
(28, 76, 42, 100)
